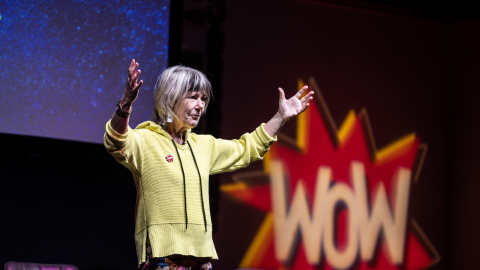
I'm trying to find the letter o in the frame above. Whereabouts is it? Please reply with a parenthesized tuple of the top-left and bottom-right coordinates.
(324, 183, 358, 269)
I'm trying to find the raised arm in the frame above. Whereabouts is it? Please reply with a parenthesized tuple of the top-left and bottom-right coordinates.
(110, 59, 144, 134)
(264, 85, 314, 137)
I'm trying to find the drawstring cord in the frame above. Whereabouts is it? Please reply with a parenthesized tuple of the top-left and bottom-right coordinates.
(171, 139, 208, 232)
(187, 141, 208, 233)
(172, 139, 188, 229)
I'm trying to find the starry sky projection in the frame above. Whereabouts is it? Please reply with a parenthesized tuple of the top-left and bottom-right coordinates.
(0, 0, 170, 143)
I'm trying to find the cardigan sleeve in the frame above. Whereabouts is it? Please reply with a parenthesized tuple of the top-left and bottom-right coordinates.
(104, 120, 141, 174)
(209, 123, 277, 175)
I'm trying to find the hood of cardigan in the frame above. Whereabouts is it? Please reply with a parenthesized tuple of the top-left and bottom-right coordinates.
(135, 121, 192, 141)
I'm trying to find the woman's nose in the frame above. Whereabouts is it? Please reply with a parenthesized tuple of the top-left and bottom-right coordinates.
(196, 98, 205, 109)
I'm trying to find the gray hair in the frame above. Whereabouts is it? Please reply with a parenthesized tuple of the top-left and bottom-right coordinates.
(153, 65, 212, 127)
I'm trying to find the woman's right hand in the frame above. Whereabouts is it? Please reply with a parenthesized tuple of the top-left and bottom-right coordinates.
(110, 59, 143, 134)
(121, 59, 143, 107)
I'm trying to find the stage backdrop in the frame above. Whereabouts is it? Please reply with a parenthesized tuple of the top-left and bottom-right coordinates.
(0, 0, 170, 144)
(213, 0, 449, 269)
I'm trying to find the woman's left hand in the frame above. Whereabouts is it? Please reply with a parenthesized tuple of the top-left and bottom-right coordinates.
(278, 85, 314, 122)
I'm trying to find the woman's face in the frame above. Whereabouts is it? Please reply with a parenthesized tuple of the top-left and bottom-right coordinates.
(175, 90, 207, 129)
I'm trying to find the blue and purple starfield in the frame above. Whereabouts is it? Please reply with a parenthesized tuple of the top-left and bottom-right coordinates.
(0, 0, 170, 143)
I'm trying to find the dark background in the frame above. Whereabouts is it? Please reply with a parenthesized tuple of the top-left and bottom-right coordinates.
(2, 0, 480, 270)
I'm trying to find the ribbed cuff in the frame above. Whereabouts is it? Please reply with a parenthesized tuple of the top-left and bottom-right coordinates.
(259, 123, 278, 144)
(106, 120, 131, 140)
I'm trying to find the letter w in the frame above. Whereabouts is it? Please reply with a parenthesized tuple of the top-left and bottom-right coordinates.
(352, 161, 411, 265)
(270, 160, 331, 265)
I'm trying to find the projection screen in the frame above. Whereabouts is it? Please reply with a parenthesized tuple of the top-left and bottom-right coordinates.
(0, 0, 171, 144)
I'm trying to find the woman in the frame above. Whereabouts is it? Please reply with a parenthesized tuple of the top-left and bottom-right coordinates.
(104, 59, 313, 270)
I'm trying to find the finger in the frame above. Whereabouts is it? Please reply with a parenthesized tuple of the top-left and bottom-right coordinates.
(304, 96, 313, 107)
(129, 59, 136, 76)
(129, 63, 139, 88)
(133, 80, 143, 98)
(134, 62, 139, 75)
(301, 100, 312, 113)
(129, 61, 139, 79)
(133, 69, 141, 82)
(300, 91, 314, 103)
(278, 87, 286, 101)
(132, 70, 141, 90)
(134, 80, 143, 92)
(295, 85, 308, 98)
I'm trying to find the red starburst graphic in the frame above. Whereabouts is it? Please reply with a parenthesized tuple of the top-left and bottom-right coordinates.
(222, 78, 439, 270)
(166, 154, 174, 163)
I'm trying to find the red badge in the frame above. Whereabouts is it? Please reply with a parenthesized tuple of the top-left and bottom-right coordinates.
(165, 154, 174, 163)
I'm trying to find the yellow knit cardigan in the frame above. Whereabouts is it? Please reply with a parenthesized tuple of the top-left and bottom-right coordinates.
(104, 120, 276, 265)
